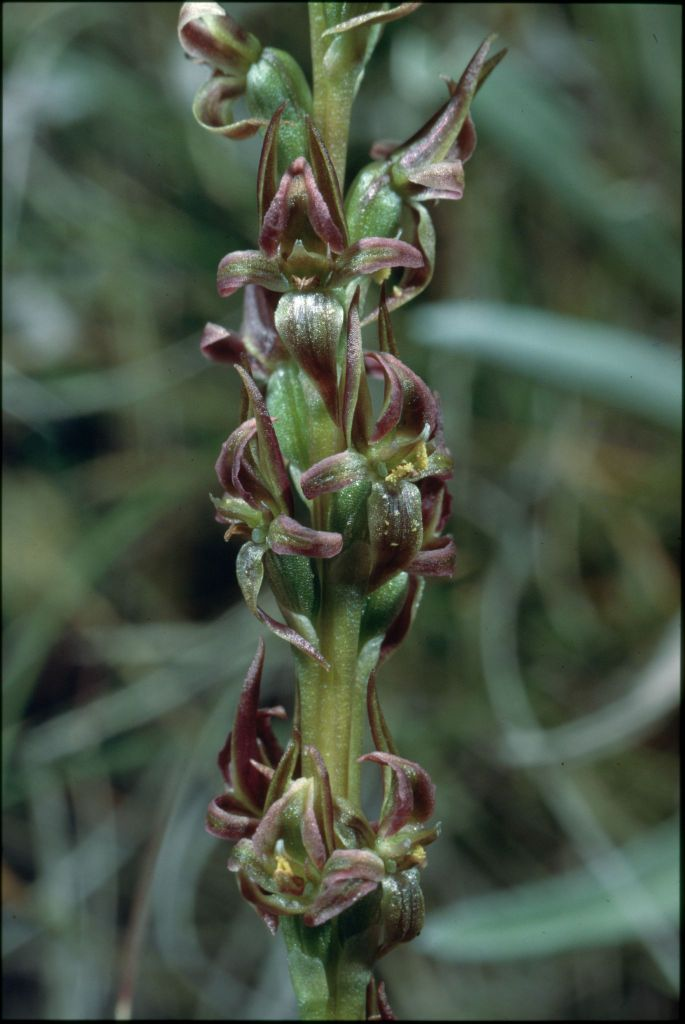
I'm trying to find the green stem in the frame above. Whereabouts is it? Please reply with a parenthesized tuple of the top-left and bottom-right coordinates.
(297, 572, 365, 807)
(308, 3, 355, 187)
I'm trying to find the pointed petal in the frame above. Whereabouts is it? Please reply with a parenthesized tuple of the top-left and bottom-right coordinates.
(300, 450, 369, 498)
(227, 637, 270, 810)
(377, 286, 399, 356)
(217, 249, 287, 297)
(340, 289, 363, 447)
(302, 745, 336, 857)
(268, 514, 343, 558)
(306, 118, 349, 251)
(301, 778, 327, 870)
(237, 872, 280, 934)
(379, 575, 424, 664)
(235, 366, 292, 513)
(331, 237, 423, 285)
(367, 671, 399, 756)
(257, 103, 285, 230)
(256, 608, 330, 669)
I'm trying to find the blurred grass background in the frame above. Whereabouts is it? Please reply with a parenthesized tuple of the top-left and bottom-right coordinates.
(2, 2, 680, 1019)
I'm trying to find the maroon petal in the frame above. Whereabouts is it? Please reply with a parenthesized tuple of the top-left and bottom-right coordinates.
(192, 75, 264, 136)
(340, 289, 363, 447)
(227, 638, 270, 812)
(256, 608, 330, 669)
(217, 249, 287, 297)
(304, 849, 386, 927)
(215, 418, 257, 498)
(367, 350, 438, 443)
(331, 237, 423, 285)
(360, 752, 435, 837)
(407, 536, 456, 577)
(379, 575, 425, 664)
(361, 202, 435, 324)
(300, 451, 368, 498)
(366, 671, 399, 756)
(268, 514, 343, 558)
(302, 745, 336, 858)
(237, 872, 280, 934)
(306, 118, 349, 252)
(301, 779, 327, 870)
(235, 366, 292, 514)
(206, 792, 259, 840)
(200, 322, 246, 364)
(257, 104, 285, 230)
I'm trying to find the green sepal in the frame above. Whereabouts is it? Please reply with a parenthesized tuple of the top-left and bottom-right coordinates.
(344, 163, 402, 243)
(246, 47, 313, 167)
(264, 549, 318, 619)
(359, 571, 409, 646)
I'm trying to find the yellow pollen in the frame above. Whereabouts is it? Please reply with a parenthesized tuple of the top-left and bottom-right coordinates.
(409, 844, 427, 867)
(384, 442, 429, 485)
(275, 854, 294, 878)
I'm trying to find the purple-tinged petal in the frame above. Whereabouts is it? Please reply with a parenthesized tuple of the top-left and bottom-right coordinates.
(192, 75, 264, 137)
(340, 289, 363, 447)
(302, 745, 336, 858)
(407, 536, 456, 577)
(377, 286, 399, 357)
(268, 514, 343, 558)
(200, 321, 246, 364)
(304, 849, 386, 927)
(419, 476, 452, 540)
(306, 118, 349, 252)
(360, 752, 435, 837)
(237, 872, 279, 934)
(206, 792, 258, 840)
(217, 249, 287, 297)
(215, 418, 255, 498)
(362, 202, 435, 324)
(249, 777, 309, 861)
(379, 575, 424, 664)
(264, 736, 300, 809)
(301, 778, 327, 870)
(366, 672, 399, 756)
(178, 2, 261, 73)
(369, 139, 400, 160)
(395, 36, 495, 175)
(235, 365, 292, 513)
(257, 104, 285, 230)
(407, 159, 465, 201)
(300, 451, 368, 498)
(331, 237, 423, 285)
(259, 156, 345, 258)
(226, 637, 269, 811)
(256, 608, 330, 669)
(366, 351, 438, 443)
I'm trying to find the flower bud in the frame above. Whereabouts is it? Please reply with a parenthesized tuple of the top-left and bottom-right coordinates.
(246, 48, 313, 167)
(178, 2, 262, 74)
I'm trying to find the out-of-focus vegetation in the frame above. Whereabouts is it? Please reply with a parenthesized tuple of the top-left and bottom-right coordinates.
(2, 3, 680, 1019)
